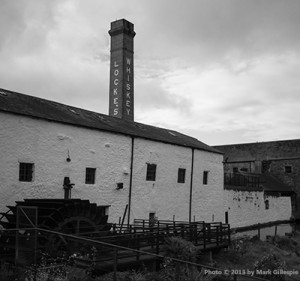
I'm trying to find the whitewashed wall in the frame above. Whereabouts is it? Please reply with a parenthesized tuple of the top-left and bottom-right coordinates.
(224, 190, 292, 228)
(192, 150, 224, 223)
(130, 139, 192, 221)
(0, 111, 291, 228)
(130, 140, 225, 223)
(0, 112, 132, 223)
(0, 112, 225, 225)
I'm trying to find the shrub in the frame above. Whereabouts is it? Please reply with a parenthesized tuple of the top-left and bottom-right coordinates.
(254, 253, 286, 281)
(164, 236, 198, 261)
(24, 253, 69, 281)
(272, 236, 298, 251)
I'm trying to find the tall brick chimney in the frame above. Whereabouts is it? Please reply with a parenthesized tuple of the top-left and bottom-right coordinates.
(108, 19, 135, 121)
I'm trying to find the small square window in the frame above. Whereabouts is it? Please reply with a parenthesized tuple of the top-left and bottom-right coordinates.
(285, 166, 292, 173)
(146, 164, 157, 181)
(203, 171, 209, 185)
(178, 168, 186, 183)
(85, 168, 96, 184)
(19, 163, 34, 182)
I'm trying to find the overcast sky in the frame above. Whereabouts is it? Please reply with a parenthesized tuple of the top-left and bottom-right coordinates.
(1, 0, 300, 145)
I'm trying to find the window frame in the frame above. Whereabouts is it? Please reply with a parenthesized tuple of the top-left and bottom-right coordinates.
(177, 168, 186, 183)
(19, 162, 34, 182)
(85, 167, 96, 184)
(203, 171, 209, 185)
(284, 166, 292, 174)
(146, 163, 157, 181)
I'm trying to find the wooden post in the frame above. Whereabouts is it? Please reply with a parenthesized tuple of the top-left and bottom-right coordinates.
(194, 224, 198, 245)
(203, 224, 206, 249)
(228, 224, 231, 245)
(119, 204, 128, 233)
(113, 248, 118, 281)
(15, 207, 20, 265)
(219, 222, 223, 243)
(181, 225, 184, 238)
(258, 223, 261, 240)
(275, 225, 278, 236)
(34, 208, 38, 265)
(156, 232, 159, 255)
(135, 229, 140, 261)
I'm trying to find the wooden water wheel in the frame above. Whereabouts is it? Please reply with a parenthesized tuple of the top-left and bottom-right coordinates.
(0, 199, 111, 264)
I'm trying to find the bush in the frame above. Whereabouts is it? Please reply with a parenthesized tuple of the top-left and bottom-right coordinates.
(272, 236, 299, 251)
(254, 253, 286, 281)
(164, 237, 198, 262)
(24, 253, 69, 281)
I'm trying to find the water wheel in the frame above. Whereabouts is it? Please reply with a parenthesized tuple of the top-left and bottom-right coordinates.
(0, 199, 111, 264)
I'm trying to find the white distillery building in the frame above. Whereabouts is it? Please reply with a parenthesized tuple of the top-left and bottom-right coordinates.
(0, 88, 224, 224)
(0, 19, 292, 228)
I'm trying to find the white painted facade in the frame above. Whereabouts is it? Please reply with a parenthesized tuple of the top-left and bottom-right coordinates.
(224, 189, 292, 228)
(192, 150, 224, 223)
(0, 111, 224, 224)
(0, 112, 132, 223)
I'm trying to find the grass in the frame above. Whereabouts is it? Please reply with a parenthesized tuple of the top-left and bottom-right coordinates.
(199, 232, 300, 281)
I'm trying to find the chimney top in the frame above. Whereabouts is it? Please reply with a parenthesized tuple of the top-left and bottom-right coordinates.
(109, 19, 136, 38)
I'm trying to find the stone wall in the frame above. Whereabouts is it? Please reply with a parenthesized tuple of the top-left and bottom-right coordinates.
(214, 140, 300, 197)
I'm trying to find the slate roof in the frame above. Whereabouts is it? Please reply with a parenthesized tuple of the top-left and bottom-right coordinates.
(0, 88, 222, 154)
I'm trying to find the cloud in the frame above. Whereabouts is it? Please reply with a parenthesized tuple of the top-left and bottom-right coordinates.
(136, 51, 300, 144)
(133, 0, 300, 65)
(1, 0, 300, 145)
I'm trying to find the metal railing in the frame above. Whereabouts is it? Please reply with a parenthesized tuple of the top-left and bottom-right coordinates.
(224, 173, 260, 188)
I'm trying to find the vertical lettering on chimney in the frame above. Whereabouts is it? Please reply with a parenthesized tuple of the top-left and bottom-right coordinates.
(108, 19, 135, 121)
